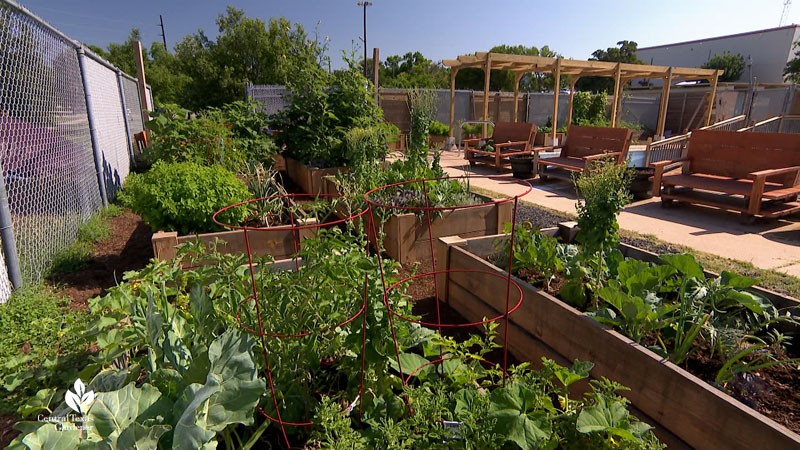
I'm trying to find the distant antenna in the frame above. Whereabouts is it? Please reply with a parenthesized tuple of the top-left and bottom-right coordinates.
(780, 0, 791, 26)
(159, 15, 167, 49)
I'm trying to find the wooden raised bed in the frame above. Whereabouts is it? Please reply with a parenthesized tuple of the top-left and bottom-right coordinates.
(285, 156, 344, 194)
(152, 220, 316, 262)
(434, 230, 800, 450)
(323, 176, 513, 264)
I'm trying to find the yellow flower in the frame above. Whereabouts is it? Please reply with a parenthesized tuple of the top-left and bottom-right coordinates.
(285, 25, 290, 31)
(325, 35, 329, 41)
(282, 54, 286, 59)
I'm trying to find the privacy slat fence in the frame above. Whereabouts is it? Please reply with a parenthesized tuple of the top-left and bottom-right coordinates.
(0, 0, 153, 302)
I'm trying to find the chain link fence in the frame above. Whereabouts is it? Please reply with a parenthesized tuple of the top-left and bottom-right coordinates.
(120, 75, 145, 152)
(0, 0, 152, 301)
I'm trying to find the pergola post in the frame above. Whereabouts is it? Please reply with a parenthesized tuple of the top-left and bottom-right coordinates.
(656, 67, 673, 139)
(552, 58, 561, 142)
(610, 63, 622, 127)
(482, 54, 492, 138)
(449, 68, 458, 137)
(567, 76, 580, 128)
(513, 71, 523, 122)
(704, 70, 720, 126)
(614, 78, 627, 126)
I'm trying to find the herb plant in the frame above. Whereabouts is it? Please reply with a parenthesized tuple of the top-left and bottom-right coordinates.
(119, 161, 251, 234)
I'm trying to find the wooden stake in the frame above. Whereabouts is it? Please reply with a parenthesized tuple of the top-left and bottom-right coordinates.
(552, 59, 561, 142)
(704, 70, 720, 127)
(134, 41, 149, 123)
(567, 76, 580, 127)
(656, 67, 673, 138)
(372, 47, 380, 103)
(483, 54, 492, 137)
(610, 63, 622, 127)
(513, 72, 522, 122)
(449, 68, 458, 137)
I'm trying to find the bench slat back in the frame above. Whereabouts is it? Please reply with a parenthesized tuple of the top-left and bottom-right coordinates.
(688, 130, 800, 181)
(492, 122, 536, 144)
(562, 125, 632, 160)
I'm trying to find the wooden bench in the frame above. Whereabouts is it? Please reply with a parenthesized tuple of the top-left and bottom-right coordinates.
(464, 122, 536, 171)
(538, 125, 632, 181)
(652, 129, 800, 218)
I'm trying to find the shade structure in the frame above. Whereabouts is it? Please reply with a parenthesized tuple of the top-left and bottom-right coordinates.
(443, 52, 722, 141)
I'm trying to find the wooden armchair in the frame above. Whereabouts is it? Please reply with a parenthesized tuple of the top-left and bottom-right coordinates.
(652, 130, 800, 218)
(464, 122, 537, 171)
(538, 126, 632, 181)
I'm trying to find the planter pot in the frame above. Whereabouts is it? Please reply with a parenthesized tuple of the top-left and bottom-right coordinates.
(152, 219, 317, 265)
(434, 230, 800, 450)
(544, 133, 565, 147)
(630, 167, 655, 200)
(427, 135, 447, 149)
(509, 155, 534, 179)
(285, 156, 345, 194)
(324, 176, 512, 264)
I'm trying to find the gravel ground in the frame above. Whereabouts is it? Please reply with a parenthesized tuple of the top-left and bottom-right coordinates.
(514, 203, 572, 229)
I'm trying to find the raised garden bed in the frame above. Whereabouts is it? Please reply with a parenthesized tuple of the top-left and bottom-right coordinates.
(151, 219, 317, 262)
(285, 156, 344, 194)
(324, 176, 513, 263)
(434, 228, 800, 450)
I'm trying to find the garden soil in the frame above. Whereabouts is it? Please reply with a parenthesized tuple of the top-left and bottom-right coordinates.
(49, 210, 153, 307)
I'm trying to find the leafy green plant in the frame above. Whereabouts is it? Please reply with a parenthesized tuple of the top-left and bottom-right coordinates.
(574, 159, 634, 303)
(47, 205, 124, 277)
(270, 55, 384, 167)
(119, 161, 251, 234)
(428, 120, 449, 136)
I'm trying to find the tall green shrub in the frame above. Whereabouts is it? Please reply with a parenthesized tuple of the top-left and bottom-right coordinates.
(120, 161, 251, 234)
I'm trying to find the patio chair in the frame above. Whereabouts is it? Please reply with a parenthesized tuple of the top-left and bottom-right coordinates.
(464, 122, 537, 171)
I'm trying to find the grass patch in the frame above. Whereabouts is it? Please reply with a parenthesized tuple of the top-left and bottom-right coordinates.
(47, 204, 123, 277)
(0, 285, 92, 413)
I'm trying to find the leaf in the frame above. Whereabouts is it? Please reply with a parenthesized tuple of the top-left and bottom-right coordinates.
(20, 423, 81, 450)
(17, 388, 59, 418)
(87, 382, 169, 447)
(577, 399, 641, 442)
(559, 279, 588, 309)
(116, 423, 171, 450)
(172, 329, 264, 450)
(725, 290, 765, 314)
(719, 271, 759, 289)
(189, 285, 216, 339)
(388, 352, 433, 378)
(489, 383, 552, 448)
(660, 254, 705, 281)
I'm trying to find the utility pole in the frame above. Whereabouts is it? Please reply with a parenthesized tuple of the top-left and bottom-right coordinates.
(356, 1, 372, 78)
(159, 15, 167, 49)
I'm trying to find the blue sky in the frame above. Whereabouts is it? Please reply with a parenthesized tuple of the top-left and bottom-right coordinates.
(19, 0, 800, 66)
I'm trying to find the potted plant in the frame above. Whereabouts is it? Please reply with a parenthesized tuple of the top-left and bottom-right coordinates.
(509, 154, 535, 179)
(427, 120, 449, 149)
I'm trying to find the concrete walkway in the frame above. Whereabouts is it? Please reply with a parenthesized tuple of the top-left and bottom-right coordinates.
(437, 150, 800, 276)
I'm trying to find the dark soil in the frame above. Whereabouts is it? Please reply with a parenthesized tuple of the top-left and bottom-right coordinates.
(47, 210, 153, 307)
(684, 344, 800, 433)
(0, 414, 16, 449)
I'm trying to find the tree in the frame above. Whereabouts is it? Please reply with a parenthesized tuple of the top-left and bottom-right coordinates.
(371, 51, 449, 88)
(576, 40, 644, 92)
(454, 44, 562, 92)
(702, 53, 744, 82)
(785, 42, 800, 83)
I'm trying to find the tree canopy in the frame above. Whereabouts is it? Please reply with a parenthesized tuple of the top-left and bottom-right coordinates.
(454, 44, 562, 92)
(92, 6, 321, 110)
(702, 53, 744, 82)
(576, 40, 644, 92)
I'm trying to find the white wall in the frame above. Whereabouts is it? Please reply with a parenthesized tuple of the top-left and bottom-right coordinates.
(636, 26, 800, 84)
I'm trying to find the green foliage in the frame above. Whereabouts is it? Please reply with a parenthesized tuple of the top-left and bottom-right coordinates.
(460, 122, 493, 136)
(702, 53, 745, 82)
(428, 120, 450, 136)
(574, 160, 634, 299)
(0, 286, 92, 414)
(143, 102, 277, 171)
(577, 41, 643, 93)
(119, 161, 251, 234)
(785, 41, 800, 83)
(270, 56, 384, 167)
(48, 205, 123, 277)
(407, 88, 439, 159)
(376, 51, 449, 89)
(571, 91, 610, 126)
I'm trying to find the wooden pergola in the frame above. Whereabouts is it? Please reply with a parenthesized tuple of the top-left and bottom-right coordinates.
(442, 52, 722, 141)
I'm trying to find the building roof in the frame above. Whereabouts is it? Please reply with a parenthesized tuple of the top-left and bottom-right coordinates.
(638, 24, 800, 51)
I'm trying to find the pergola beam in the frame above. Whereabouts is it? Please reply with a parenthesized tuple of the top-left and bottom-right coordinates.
(656, 67, 673, 138)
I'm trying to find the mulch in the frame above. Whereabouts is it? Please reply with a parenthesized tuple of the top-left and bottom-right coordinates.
(47, 210, 153, 308)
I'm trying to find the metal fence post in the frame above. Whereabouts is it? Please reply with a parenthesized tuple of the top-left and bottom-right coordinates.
(116, 69, 136, 168)
(76, 47, 109, 207)
(0, 158, 23, 289)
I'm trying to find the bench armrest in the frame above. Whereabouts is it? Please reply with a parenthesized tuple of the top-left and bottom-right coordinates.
(533, 145, 559, 152)
(583, 152, 622, 162)
(494, 140, 529, 148)
(463, 138, 483, 145)
(651, 157, 691, 198)
(747, 166, 800, 180)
